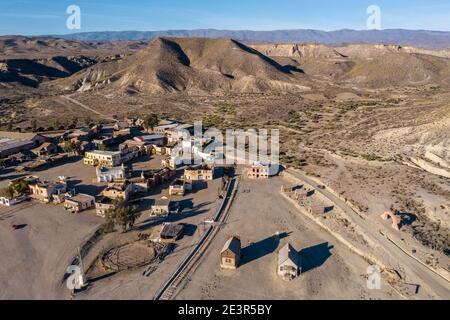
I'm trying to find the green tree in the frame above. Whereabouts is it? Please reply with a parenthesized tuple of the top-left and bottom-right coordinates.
(11, 180, 29, 195)
(63, 141, 75, 154)
(0, 187, 14, 199)
(106, 201, 139, 233)
(0, 179, 29, 199)
(144, 113, 159, 131)
(73, 141, 83, 155)
(103, 217, 116, 234)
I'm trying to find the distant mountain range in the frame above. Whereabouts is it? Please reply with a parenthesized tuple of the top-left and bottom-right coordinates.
(52, 29, 450, 49)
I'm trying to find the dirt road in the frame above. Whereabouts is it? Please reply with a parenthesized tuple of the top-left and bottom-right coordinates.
(286, 169, 450, 299)
(59, 95, 117, 121)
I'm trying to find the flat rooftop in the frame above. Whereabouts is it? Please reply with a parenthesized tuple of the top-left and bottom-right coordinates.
(86, 150, 121, 156)
(0, 138, 33, 152)
(66, 194, 95, 204)
(136, 134, 166, 140)
(160, 223, 184, 238)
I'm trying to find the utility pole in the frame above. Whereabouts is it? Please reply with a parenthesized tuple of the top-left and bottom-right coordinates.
(77, 246, 87, 288)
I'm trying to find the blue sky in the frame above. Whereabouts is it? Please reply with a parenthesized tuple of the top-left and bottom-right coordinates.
(1, 0, 449, 35)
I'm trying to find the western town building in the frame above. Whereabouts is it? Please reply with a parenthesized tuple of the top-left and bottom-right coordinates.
(169, 179, 192, 196)
(151, 145, 170, 156)
(96, 165, 127, 183)
(119, 143, 146, 163)
(0, 138, 35, 159)
(247, 161, 270, 179)
(134, 134, 167, 146)
(84, 150, 122, 167)
(184, 164, 215, 181)
(159, 223, 184, 243)
(67, 128, 94, 143)
(95, 196, 116, 218)
(153, 122, 179, 135)
(278, 243, 301, 281)
(64, 194, 96, 213)
(31, 142, 58, 157)
(128, 178, 150, 194)
(28, 179, 68, 203)
(102, 181, 132, 201)
(0, 194, 28, 207)
(150, 197, 178, 216)
(220, 236, 241, 270)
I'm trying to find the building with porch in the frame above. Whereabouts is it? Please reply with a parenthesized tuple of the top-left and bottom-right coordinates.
(64, 194, 96, 213)
(84, 150, 122, 167)
(220, 236, 241, 270)
(277, 243, 301, 281)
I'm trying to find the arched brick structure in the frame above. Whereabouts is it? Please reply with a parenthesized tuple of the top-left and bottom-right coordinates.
(381, 211, 400, 231)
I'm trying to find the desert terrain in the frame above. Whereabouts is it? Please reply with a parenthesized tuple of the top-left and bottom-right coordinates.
(0, 35, 449, 300)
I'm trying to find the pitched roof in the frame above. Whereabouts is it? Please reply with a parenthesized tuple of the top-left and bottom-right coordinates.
(0, 138, 34, 152)
(0, 131, 43, 141)
(160, 223, 184, 238)
(66, 194, 95, 204)
(185, 163, 213, 171)
(221, 236, 241, 256)
(278, 243, 298, 266)
(33, 142, 56, 151)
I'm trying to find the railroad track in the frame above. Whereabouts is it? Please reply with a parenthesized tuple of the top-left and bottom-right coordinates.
(154, 176, 239, 300)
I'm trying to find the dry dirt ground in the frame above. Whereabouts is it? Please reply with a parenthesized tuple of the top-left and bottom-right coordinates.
(0, 159, 103, 299)
(1, 87, 448, 299)
(0, 156, 222, 300)
(73, 172, 223, 300)
(176, 176, 401, 300)
(1, 37, 449, 300)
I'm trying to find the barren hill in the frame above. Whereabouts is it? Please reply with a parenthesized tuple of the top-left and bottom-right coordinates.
(54, 37, 308, 94)
(0, 56, 97, 88)
(54, 29, 450, 50)
(251, 43, 450, 60)
(0, 36, 147, 59)
(251, 43, 450, 88)
(3, 36, 450, 92)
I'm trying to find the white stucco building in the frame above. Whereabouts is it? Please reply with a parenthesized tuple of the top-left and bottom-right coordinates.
(96, 165, 126, 183)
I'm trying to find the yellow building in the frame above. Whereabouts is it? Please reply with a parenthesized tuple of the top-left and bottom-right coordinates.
(84, 150, 122, 167)
(28, 180, 67, 203)
(184, 164, 214, 181)
(101, 182, 131, 201)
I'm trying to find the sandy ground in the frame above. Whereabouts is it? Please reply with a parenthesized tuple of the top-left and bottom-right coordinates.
(176, 176, 401, 300)
(0, 158, 105, 299)
(0, 202, 103, 299)
(74, 174, 223, 300)
(301, 152, 450, 275)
